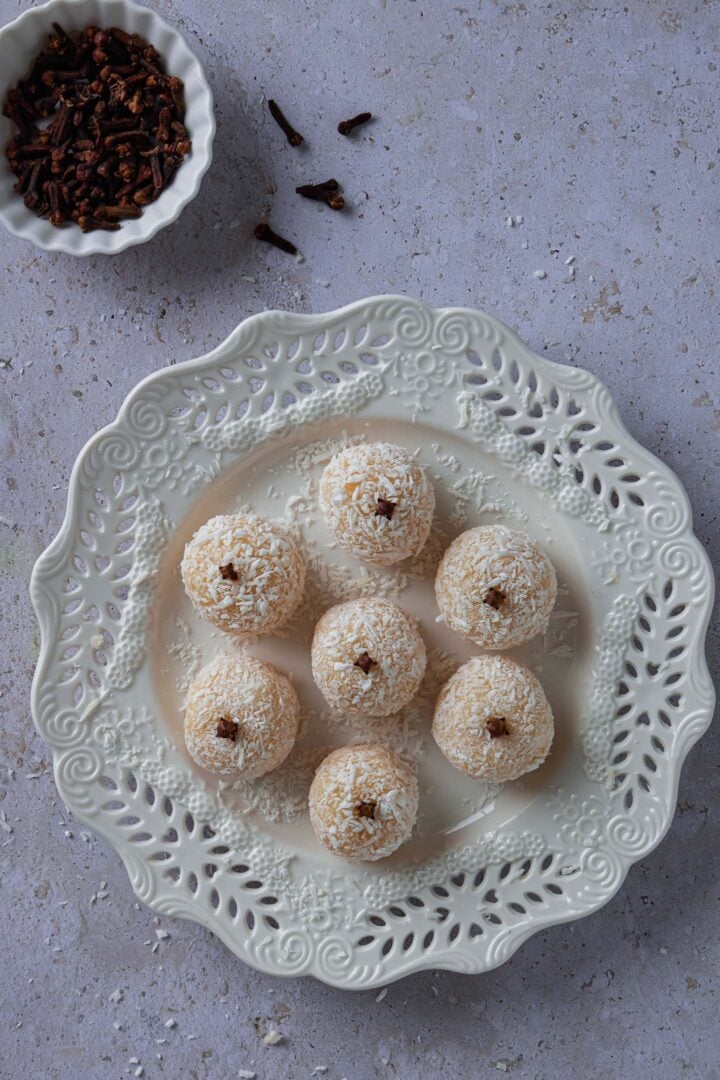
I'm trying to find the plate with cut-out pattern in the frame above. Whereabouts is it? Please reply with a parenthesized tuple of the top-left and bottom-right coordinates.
(30, 296, 715, 987)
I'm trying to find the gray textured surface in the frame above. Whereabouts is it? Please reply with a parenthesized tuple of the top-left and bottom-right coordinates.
(1, 1, 718, 1077)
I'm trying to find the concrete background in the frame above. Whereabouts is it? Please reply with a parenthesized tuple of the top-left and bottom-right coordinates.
(0, 1, 718, 1077)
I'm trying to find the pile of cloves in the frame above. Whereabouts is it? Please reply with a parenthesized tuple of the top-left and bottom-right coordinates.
(255, 100, 373, 256)
(3, 23, 190, 232)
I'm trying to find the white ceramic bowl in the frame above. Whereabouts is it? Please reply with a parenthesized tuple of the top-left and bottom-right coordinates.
(0, 0, 215, 255)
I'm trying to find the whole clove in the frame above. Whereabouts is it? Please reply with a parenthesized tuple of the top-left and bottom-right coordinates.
(483, 587, 506, 610)
(354, 652, 377, 675)
(3, 23, 191, 231)
(216, 717, 239, 741)
(267, 99, 303, 147)
(150, 153, 163, 191)
(296, 178, 345, 211)
(95, 204, 142, 221)
(254, 222, 298, 256)
(375, 497, 396, 521)
(338, 111, 372, 136)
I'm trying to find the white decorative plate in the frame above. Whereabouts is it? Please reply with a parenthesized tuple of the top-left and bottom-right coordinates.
(31, 296, 715, 988)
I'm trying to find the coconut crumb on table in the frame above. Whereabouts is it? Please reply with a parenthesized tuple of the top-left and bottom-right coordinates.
(263, 1029, 283, 1046)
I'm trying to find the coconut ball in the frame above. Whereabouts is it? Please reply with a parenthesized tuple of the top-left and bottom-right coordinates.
(311, 598, 426, 718)
(435, 525, 557, 649)
(184, 656, 299, 779)
(181, 513, 305, 636)
(432, 655, 554, 782)
(309, 744, 419, 861)
(319, 442, 435, 566)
